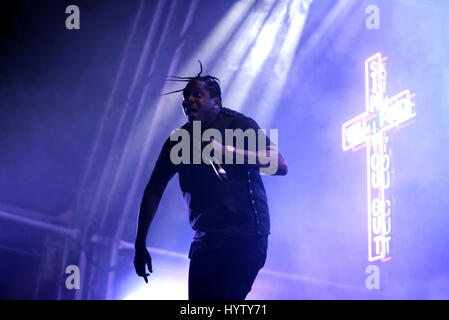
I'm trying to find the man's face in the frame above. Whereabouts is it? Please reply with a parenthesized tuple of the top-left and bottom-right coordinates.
(183, 80, 219, 122)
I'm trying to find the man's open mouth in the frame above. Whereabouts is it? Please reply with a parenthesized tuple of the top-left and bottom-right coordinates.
(187, 111, 198, 121)
(187, 108, 198, 116)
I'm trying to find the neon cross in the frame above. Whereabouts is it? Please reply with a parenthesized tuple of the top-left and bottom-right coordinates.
(342, 52, 416, 262)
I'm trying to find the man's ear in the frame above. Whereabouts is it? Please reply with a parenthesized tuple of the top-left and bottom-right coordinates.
(213, 98, 220, 108)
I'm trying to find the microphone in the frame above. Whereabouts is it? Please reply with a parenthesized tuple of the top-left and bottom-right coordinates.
(208, 157, 228, 181)
(204, 138, 228, 181)
(207, 138, 228, 181)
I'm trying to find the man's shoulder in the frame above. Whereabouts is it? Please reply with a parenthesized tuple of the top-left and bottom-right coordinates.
(221, 107, 259, 130)
(179, 122, 191, 130)
(220, 107, 244, 118)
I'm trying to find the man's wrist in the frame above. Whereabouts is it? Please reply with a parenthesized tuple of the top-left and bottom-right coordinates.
(135, 238, 147, 249)
(225, 145, 235, 153)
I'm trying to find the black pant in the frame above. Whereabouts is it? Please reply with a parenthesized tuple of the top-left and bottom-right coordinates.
(188, 235, 268, 300)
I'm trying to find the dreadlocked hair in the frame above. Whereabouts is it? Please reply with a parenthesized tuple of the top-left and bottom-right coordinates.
(161, 60, 222, 106)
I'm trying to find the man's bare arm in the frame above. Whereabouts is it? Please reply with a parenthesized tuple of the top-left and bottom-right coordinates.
(232, 144, 288, 176)
(134, 145, 176, 283)
(135, 181, 168, 247)
(207, 139, 288, 176)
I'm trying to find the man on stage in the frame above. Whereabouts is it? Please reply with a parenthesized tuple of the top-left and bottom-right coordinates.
(133, 66, 288, 299)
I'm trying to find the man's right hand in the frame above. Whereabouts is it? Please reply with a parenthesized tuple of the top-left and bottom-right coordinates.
(133, 246, 153, 283)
